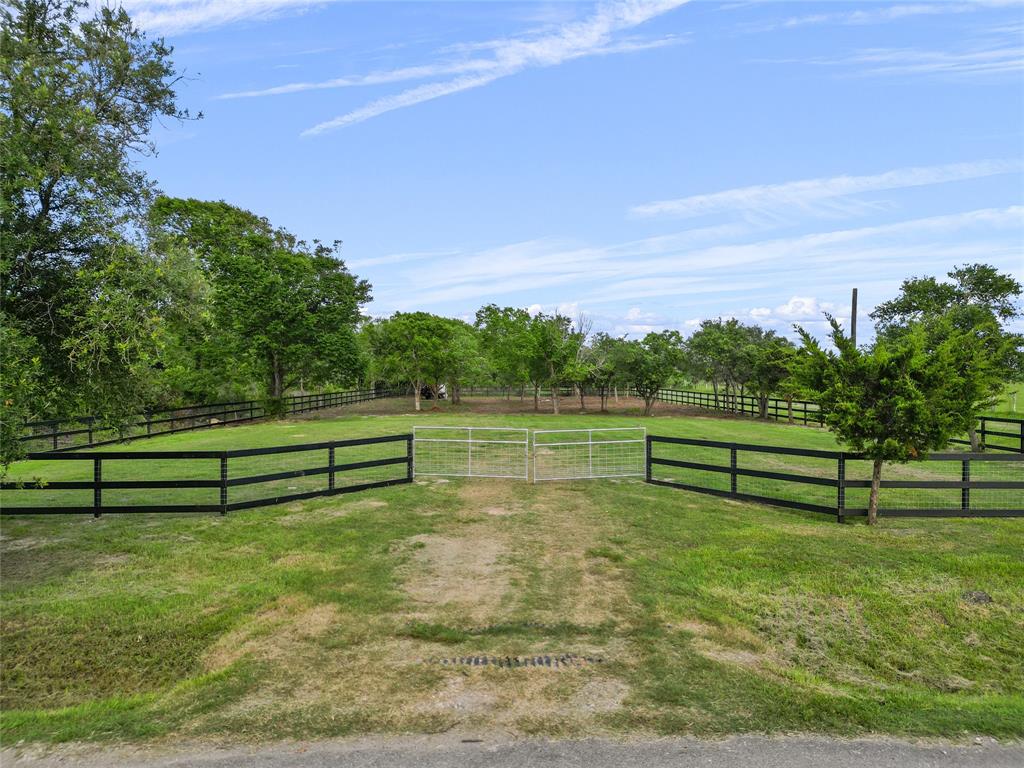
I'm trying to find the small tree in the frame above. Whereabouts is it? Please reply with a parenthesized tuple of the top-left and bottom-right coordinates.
(621, 330, 685, 417)
(748, 335, 796, 419)
(798, 317, 978, 525)
(871, 264, 1023, 449)
(367, 312, 449, 412)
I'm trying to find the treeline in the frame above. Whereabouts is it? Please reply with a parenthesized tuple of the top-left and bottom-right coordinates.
(1, 1, 372, 458)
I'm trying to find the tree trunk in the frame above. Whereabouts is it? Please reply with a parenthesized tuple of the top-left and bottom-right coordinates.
(968, 426, 980, 452)
(759, 396, 768, 419)
(787, 396, 793, 425)
(613, 385, 619, 404)
(552, 385, 560, 415)
(579, 387, 586, 411)
(644, 396, 655, 417)
(414, 381, 422, 412)
(533, 384, 539, 412)
(867, 458, 883, 526)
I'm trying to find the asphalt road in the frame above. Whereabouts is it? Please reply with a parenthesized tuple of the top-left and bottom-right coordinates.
(5, 735, 1023, 768)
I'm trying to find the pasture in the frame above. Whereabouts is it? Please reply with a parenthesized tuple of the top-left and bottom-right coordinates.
(2, 397, 1023, 744)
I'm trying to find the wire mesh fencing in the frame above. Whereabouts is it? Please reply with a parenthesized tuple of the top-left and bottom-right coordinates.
(0, 435, 412, 515)
(412, 427, 529, 479)
(533, 428, 646, 482)
(647, 435, 1024, 520)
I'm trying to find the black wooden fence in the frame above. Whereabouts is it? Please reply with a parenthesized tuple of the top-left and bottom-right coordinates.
(644, 388, 1024, 453)
(1, 434, 413, 515)
(646, 435, 1024, 520)
(19, 388, 399, 453)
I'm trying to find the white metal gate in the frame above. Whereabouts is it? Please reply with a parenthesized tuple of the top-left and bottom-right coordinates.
(413, 426, 529, 479)
(532, 428, 647, 482)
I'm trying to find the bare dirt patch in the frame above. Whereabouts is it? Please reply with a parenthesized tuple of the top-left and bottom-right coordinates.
(401, 533, 511, 623)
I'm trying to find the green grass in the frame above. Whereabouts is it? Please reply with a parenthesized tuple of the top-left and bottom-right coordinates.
(2, 397, 1022, 743)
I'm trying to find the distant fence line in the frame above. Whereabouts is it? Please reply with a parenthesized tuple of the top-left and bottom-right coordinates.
(646, 435, 1024, 520)
(643, 388, 1024, 454)
(19, 388, 400, 453)
(1, 434, 413, 516)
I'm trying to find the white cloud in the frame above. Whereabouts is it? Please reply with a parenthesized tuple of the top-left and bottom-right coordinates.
(299, 0, 690, 134)
(630, 159, 1022, 220)
(365, 206, 1024, 313)
(115, 0, 339, 36)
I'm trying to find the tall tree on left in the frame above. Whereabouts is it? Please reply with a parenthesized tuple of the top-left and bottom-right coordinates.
(1, 0, 195, 460)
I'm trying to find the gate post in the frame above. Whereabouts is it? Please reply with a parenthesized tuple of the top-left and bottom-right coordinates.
(645, 435, 652, 482)
(836, 455, 846, 524)
(93, 457, 102, 517)
(328, 446, 336, 491)
(219, 454, 228, 515)
(961, 458, 970, 514)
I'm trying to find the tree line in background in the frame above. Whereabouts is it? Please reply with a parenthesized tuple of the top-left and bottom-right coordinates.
(2, 1, 1023, 522)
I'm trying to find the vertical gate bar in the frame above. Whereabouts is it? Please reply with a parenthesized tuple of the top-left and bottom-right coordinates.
(468, 427, 473, 476)
(837, 455, 846, 523)
(961, 459, 970, 513)
(730, 447, 738, 495)
(219, 454, 228, 515)
(328, 446, 336, 491)
(93, 457, 102, 517)
(588, 429, 593, 479)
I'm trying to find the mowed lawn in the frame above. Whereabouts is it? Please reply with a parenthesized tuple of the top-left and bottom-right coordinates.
(1, 397, 1022, 744)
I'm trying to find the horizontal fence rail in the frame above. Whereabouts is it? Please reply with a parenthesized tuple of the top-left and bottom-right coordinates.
(1, 434, 413, 515)
(19, 388, 399, 453)
(646, 435, 1024, 520)
(646, 388, 824, 425)
(644, 388, 1023, 454)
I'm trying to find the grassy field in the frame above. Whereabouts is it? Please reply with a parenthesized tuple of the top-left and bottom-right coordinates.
(2, 397, 1023, 744)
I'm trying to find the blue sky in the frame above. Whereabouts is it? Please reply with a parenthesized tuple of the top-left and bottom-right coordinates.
(131, 0, 1024, 340)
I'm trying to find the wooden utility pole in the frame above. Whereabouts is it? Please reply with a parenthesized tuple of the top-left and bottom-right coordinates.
(850, 288, 858, 347)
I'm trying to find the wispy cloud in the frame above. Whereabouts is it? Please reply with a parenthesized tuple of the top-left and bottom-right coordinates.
(747, 2, 996, 33)
(630, 159, 1023, 220)
(116, 0, 340, 36)
(365, 206, 1023, 313)
(835, 42, 1024, 77)
(293, 1, 690, 135)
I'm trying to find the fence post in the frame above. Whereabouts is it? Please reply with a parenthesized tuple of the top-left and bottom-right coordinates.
(328, 445, 336, 491)
(87, 417, 94, 447)
(52, 422, 59, 451)
(219, 454, 228, 515)
(645, 435, 652, 482)
(730, 447, 738, 495)
(93, 457, 102, 517)
(836, 455, 846, 524)
(406, 436, 414, 482)
(979, 418, 987, 450)
(145, 409, 152, 436)
(961, 458, 970, 514)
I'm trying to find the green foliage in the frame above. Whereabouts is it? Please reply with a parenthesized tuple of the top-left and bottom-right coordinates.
(1, 0, 192, 417)
(798, 317, 979, 522)
(871, 264, 1023, 448)
(474, 305, 532, 392)
(150, 198, 370, 401)
(620, 330, 685, 416)
(0, 320, 42, 471)
(527, 313, 584, 413)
